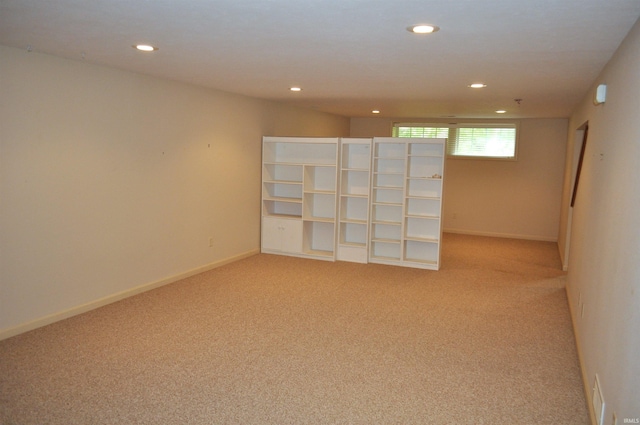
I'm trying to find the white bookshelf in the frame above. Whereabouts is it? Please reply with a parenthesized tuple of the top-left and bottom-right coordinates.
(261, 136, 445, 269)
(261, 137, 339, 260)
(337, 138, 372, 263)
(369, 137, 445, 270)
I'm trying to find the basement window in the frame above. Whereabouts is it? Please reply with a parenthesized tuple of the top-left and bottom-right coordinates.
(393, 122, 519, 160)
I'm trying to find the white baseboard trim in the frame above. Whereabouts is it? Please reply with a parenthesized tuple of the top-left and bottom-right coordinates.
(0, 249, 260, 342)
(565, 285, 597, 425)
(559, 246, 569, 271)
(443, 228, 558, 242)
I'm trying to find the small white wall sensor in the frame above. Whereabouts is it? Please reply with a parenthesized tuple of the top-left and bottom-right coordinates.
(594, 84, 607, 105)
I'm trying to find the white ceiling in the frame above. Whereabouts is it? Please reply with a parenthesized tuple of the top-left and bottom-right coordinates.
(2, 0, 639, 119)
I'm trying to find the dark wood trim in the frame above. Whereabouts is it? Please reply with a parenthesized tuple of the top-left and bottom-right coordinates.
(571, 125, 589, 208)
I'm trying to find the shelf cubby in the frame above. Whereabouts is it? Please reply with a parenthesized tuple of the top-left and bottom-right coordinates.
(373, 187, 403, 205)
(340, 170, 369, 196)
(303, 221, 335, 256)
(342, 142, 371, 170)
(263, 199, 303, 218)
(371, 203, 402, 224)
(405, 216, 440, 241)
(404, 240, 439, 265)
(406, 197, 441, 218)
(263, 139, 337, 165)
(370, 240, 401, 261)
(374, 158, 405, 174)
(408, 143, 445, 157)
(373, 172, 404, 189)
(372, 222, 401, 241)
(407, 155, 443, 178)
(406, 178, 442, 198)
(303, 192, 336, 221)
(339, 222, 367, 246)
(304, 165, 336, 192)
(340, 196, 368, 222)
(263, 181, 303, 200)
(375, 142, 406, 158)
(263, 163, 303, 183)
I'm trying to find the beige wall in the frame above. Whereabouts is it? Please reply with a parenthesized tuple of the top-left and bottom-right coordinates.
(0, 45, 349, 338)
(561, 18, 640, 422)
(351, 117, 568, 241)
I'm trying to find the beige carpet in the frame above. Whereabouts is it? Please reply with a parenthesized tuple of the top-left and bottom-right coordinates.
(0, 233, 589, 424)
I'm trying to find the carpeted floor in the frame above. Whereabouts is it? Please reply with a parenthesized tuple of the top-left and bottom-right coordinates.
(0, 233, 589, 424)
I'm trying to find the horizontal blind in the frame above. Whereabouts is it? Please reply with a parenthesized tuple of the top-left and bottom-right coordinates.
(394, 125, 449, 138)
(393, 122, 517, 159)
(452, 124, 516, 158)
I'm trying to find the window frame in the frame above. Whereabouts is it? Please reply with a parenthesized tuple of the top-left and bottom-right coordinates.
(392, 121, 520, 161)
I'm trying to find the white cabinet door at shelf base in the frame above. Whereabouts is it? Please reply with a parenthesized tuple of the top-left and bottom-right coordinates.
(262, 217, 302, 254)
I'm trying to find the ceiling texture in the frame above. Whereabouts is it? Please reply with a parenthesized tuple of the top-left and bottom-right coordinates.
(2, 0, 640, 119)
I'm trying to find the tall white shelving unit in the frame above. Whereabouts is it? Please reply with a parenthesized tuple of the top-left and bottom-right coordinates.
(369, 137, 445, 270)
(261, 136, 445, 269)
(336, 138, 372, 263)
(261, 137, 339, 261)
(369, 139, 406, 264)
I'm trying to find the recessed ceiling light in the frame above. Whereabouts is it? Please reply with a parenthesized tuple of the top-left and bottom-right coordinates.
(133, 44, 158, 52)
(290, 87, 302, 92)
(407, 24, 440, 34)
(496, 110, 507, 114)
(469, 83, 487, 88)
(372, 110, 380, 114)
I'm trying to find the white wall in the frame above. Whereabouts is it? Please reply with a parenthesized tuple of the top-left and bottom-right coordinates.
(351, 117, 567, 241)
(561, 18, 640, 423)
(0, 45, 349, 338)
